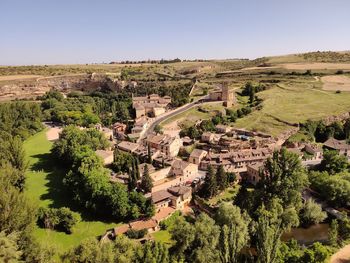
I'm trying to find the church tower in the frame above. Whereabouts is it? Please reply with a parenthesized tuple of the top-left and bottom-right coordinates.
(222, 82, 234, 107)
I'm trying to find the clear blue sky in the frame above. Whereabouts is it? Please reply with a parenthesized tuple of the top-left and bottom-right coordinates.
(1, 0, 350, 65)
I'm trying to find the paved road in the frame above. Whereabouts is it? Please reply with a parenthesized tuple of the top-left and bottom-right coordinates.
(140, 95, 210, 140)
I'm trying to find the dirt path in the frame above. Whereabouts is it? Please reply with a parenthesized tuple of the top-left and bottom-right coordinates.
(330, 244, 350, 263)
(46, 127, 62, 141)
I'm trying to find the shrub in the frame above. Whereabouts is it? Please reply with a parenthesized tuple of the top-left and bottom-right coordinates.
(125, 228, 148, 239)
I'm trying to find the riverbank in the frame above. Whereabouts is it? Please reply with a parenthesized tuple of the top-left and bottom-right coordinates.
(330, 244, 350, 263)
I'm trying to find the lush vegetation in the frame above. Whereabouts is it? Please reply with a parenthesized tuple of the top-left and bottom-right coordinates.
(41, 90, 131, 126)
(37, 207, 81, 234)
(0, 101, 43, 139)
(52, 126, 155, 221)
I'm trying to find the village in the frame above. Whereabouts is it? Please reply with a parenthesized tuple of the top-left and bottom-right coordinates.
(43, 83, 350, 241)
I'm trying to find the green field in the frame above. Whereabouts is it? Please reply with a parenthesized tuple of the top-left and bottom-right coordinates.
(235, 80, 350, 136)
(24, 130, 117, 255)
(151, 230, 173, 245)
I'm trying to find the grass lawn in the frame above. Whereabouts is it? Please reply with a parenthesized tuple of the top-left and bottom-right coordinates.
(24, 130, 118, 256)
(151, 230, 173, 245)
(207, 185, 240, 206)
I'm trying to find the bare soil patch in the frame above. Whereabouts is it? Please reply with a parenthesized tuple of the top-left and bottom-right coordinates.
(46, 127, 62, 141)
(282, 63, 350, 70)
(321, 75, 350, 91)
(330, 244, 350, 263)
(162, 119, 182, 137)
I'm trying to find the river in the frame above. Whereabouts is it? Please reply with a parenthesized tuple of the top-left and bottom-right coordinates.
(282, 223, 329, 245)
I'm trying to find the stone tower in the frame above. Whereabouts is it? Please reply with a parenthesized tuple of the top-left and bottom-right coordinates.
(222, 82, 234, 107)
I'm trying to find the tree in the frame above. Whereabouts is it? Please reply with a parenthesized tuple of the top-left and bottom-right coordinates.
(301, 242, 329, 263)
(62, 238, 116, 263)
(154, 125, 163, 134)
(139, 241, 169, 263)
(171, 214, 220, 263)
(320, 150, 349, 174)
(258, 148, 308, 209)
(202, 165, 217, 198)
(255, 198, 299, 263)
(300, 199, 327, 227)
(37, 207, 81, 234)
(170, 217, 195, 259)
(215, 203, 250, 263)
(309, 171, 350, 207)
(140, 164, 153, 193)
(344, 118, 350, 140)
(0, 231, 22, 262)
(329, 219, 339, 246)
(147, 144, 152, 164)
(216, 165, 228, 191)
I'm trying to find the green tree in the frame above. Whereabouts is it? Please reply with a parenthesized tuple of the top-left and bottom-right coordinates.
(147, 144, 152, 164)
(154, 124, 163, 134)
(140, 164, 153, 193)
(0, 231, 22, 263)
(139, 241, 169, 263)
(215, 203, 250, 263)
(301, 242, 329, 263)
(329, 219, 339, 246)
(258, 148, 308, 209)
(320, 150, 349, 174)
(202, 165, 217, 198)
(216, 165, 228, 191)
(300, 199, 327, 226)
(256, 198, 299, 263)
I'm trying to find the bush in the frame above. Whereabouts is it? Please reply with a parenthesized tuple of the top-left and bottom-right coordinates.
(159, 211, 182, 230)
(37, 207, 81, 234)
(125, 228, 148, 239)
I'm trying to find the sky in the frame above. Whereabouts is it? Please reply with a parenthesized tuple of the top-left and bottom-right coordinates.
(1, 0, 350, 65)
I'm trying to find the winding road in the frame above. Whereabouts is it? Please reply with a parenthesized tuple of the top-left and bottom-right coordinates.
(140, 95, 210, 140)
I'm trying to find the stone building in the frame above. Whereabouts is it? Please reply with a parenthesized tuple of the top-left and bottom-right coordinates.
(209, 83, 235, 107)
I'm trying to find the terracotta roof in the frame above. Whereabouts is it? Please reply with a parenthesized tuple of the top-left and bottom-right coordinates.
(168, 185, 192, 196)
(114, 224, 129, 235)
(190, 149, 208, 158)
(152, 207, 176, 222)
(324, 138, 350, 150)
(247, 162, 264, 171)
(151, 190, 173, 203)
(147, 134, 174, 145)
(171, 159, 191, 170)
(118, 141, 139, 152)
(139, 163, 156, 174)
(130, 219, 158, 231)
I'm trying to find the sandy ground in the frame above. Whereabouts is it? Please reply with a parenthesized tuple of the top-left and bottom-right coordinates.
(0, 75, 42, 81)
(330, 244, 350, 263)
(46, 127, 62, 141)
(162, 119, 182, 137)
(321, 75, 350, 91)
(282, 63, 350, 70)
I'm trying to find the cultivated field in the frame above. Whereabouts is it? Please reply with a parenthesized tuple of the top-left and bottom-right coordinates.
(282, 62, 350, 70)
(0, 74, 42, 81)
(321, 75, 350, 91)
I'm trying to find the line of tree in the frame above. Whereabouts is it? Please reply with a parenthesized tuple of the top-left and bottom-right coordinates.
(301, 119, 350, 143)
